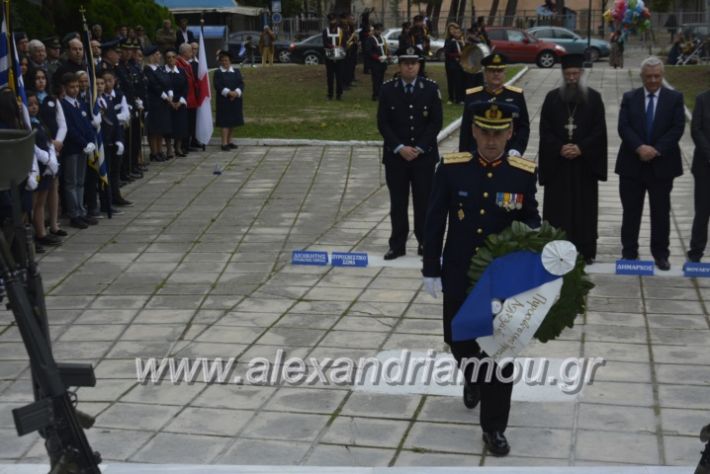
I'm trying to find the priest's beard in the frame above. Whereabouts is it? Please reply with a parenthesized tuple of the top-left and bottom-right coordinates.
(559, 76, 588, 104)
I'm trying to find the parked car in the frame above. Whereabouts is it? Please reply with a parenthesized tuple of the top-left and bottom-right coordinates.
(486, 26, 566, 68)
(382, 28, 446, 61)
(527, 26, 610, 61)
(287, 34, 326, 65)
(227, 30, 291, 63)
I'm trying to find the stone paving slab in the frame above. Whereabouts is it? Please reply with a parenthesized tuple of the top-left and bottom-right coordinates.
(0, 62, 708, 470)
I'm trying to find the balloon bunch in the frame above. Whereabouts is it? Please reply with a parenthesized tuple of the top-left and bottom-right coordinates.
(603, 0, 652, 41)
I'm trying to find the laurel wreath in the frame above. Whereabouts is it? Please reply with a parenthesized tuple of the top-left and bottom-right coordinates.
(466, 221, 594, 343)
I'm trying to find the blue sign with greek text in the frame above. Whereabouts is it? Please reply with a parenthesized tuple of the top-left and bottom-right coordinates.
(683, 262, 710, 278)
(615, 259, 654, 276)
(331, 252, 368, 267)
(292, 250, 328, 266)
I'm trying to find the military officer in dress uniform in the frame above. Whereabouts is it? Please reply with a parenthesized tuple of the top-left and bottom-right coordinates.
(377, 46, 443, 260)
(97, 39, 121, 74)
(117, 40, 146, 179)
(458, 53, 530, 159)
(422, 101, 540, 457)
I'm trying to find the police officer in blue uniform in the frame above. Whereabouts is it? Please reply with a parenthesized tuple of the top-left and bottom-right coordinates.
(422, 101, 540, 457)
(377, 46, 443, 260)
(458, 53, 530, 158)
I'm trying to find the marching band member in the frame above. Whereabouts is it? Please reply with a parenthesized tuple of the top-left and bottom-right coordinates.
(322, 13, 345, 100)
(364, 23, 388, 101)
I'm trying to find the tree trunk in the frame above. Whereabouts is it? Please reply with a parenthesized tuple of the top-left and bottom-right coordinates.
(458, 0, 468, 25)
(448, 0, 461, 26)
(503, 0, 518, 26)
(556, 0, 566, 26)
(430, 0, 443, 36)
(488, 0, 500, 25)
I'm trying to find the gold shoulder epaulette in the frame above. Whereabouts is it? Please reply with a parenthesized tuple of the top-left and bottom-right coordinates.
(504, 85, 523, 93)
(443, 152, 473, 164)
(507, 155, 536, 173)
(466, 86, 483, 95)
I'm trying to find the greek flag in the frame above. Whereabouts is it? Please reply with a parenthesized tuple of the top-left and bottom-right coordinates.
(80, 15, 109, 191)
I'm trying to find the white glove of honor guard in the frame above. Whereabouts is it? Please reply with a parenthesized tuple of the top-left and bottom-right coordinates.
(423, 277, 443, 299)
(116, 141, 124, 156)
(83, 142, 96, 155)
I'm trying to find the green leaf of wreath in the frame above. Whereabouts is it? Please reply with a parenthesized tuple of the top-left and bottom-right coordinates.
(467, 221, 594, 343)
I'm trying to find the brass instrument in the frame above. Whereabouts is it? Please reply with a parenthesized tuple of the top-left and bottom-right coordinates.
(459, 42, 491, 74)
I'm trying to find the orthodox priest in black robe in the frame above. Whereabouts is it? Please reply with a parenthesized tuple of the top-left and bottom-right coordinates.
(538, 54, 607, 264)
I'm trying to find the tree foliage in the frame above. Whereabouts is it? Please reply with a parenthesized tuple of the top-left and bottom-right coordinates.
(12, 0, 172, 40)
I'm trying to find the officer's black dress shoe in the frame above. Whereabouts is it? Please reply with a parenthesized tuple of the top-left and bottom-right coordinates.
(655, 258, 671, 271)
(482, 431, 510, 457)
(687, 252, 701, 263)
(228, 143, 238, 149)
(463, 380, 480, 409)
(383, 249, 405, 260)
(221, 145, 230, 151)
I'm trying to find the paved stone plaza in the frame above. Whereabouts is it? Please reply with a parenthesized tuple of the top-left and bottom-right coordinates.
(0, 61, 707, 470)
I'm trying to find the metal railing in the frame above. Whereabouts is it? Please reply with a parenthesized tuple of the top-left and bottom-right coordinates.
(270, 10, 708, 44)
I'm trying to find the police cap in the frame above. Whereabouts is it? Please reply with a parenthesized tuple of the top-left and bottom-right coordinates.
(396, 46, 421, 61)
(481, 53, 508, 69)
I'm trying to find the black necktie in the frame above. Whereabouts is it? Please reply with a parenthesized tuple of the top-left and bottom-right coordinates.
(405, 83, 413, 94)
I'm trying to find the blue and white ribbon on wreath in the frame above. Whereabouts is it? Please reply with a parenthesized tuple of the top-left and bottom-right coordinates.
(451, 241, 578, 361)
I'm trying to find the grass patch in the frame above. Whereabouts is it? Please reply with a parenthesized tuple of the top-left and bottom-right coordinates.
(664, 65, 710, 111)
(214, 63, 522, 141)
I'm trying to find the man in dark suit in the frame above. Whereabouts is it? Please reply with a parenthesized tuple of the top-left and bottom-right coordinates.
(687, 89, 710, 262)
(616, 56, 685, 270)
(377, 47, 443, 260)
(175, 18, 195, 49)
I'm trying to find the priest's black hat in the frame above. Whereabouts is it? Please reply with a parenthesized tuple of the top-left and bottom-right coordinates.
(560, 53, 585, 69)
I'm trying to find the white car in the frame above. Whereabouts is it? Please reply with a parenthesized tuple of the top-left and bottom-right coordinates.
(382, 28, 446, 61)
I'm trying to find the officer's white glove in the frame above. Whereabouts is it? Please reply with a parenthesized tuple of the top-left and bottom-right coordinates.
(508, 149, 521, 157)
(116, 141, 124, 156)
(135, 99, 144, 110)
(423, 277, 443, 299)
(47, 148, 59, 175)
(97, 97, 108, 110)
(92, 112, 102, 129)
(379, 56, 387, 63)
(83, 142, 96, 155)
(35, 146, 50, 164)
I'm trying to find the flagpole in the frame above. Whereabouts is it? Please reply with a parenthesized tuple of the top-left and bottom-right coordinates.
(80, 4, 112, 218)
(5, 0, 16, 96)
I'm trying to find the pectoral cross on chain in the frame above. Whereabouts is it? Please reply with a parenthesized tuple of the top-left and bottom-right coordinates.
(565, 116, 577, 141)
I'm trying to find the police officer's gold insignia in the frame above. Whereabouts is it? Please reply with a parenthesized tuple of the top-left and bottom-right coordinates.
(458, 208, 465, 221)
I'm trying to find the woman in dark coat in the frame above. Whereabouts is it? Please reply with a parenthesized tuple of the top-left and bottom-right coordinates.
(213, 50, 244, 151)
(143, 45, 172, 161)
(164, 49, 189, 157)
